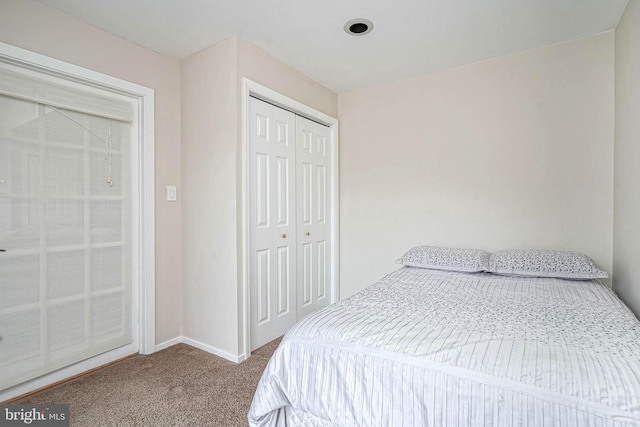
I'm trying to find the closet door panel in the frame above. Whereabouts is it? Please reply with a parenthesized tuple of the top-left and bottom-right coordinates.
(296, 116, 331, 319)
(249, 97, 297, 350)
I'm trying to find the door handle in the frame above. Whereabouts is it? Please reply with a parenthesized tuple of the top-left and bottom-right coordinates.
(0, 249, 5, 252)
(306, 232, 310, 236)
(281, 233, 287, 239)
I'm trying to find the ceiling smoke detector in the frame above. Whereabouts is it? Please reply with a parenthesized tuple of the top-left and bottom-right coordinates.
(344, 18, 374, 36)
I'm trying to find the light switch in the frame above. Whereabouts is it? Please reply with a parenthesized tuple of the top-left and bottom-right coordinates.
(166, 185, 177, 202)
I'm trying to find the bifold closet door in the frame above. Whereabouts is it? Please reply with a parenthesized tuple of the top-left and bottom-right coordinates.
(249, 97, 297, 350)
(295, 116, 331, 319)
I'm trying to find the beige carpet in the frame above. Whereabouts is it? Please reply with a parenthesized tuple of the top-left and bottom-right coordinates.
(15, 338, 282, 427)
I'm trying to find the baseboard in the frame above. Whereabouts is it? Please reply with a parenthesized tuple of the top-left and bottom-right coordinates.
(180, 337, 243, 363)
(2, 354, 136, 403)
(155, 337, 182, 352)
(153, 336, 243, 363)
(0, 347, 137, 402)
(3, 337, 243, 401)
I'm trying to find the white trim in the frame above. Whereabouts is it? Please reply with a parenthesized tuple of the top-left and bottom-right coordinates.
(155, 337, 182, 352)
(241, 80, 251, 364)
(139, 88, 156, 355)
(2, 334, 236, 401)
(330, 122, 340, 304)
(0, 345, 138, 402)
(0, 42, 155, 395)
(240, 79, 340, 359)
(181, 337, 244, 363)
(154, 336, 244, 362)
(247, 84, 337, 126)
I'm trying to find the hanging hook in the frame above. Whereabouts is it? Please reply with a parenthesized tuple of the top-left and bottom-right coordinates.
(106, 119, 114, 187)
(48, 105, 119, 188)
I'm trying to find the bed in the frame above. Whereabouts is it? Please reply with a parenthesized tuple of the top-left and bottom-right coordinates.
(248, 249, 640, 427)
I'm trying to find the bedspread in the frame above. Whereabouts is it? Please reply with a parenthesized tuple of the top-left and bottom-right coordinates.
(249, 267, 640, 426)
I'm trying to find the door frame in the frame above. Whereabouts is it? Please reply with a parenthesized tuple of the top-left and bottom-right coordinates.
(0, 42, 155, 401)
(240, 79, 339, 359)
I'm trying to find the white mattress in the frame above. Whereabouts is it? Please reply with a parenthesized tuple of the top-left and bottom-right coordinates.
(248, 267, 640, 427)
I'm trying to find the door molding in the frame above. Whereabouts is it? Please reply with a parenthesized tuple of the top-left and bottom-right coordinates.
(240, 79, 339, 360)
(0, 42, 155, 401)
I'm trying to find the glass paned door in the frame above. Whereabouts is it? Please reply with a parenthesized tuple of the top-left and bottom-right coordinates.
(0, 95, 133, 390)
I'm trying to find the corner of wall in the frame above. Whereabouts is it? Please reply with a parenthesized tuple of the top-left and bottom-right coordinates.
(613, 0, 640, 318)
(180, 36, 242, 356)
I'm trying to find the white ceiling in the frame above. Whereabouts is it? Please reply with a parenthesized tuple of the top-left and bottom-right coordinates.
(34, 0, 628, 93)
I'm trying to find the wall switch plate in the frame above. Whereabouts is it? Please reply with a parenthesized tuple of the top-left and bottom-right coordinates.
(166, 185, 177, 202)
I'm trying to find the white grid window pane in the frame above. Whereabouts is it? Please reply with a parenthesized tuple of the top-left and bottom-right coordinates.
(92, 292, 127, 339)
(47, 250, 85, 299)
(46, 200, 85, 247)
(48, 301, 85, 352)
(90, 200, 122, 244)
(44, 147, 85, 196)
(0, 138, 39, 195)
(0, 255, 39, 309)
(0, 309, 40, 365)
(0, 86, 133, 390)
(91, 247, 122, 291)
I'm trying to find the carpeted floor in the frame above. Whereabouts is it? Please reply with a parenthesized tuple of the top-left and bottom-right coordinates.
(15, 337, 282, 427)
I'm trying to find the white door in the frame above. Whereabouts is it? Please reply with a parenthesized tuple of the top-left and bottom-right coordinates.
(295, 116, 332, 319)
(249, 97, 297, 350)
(0, 98, 135, 392)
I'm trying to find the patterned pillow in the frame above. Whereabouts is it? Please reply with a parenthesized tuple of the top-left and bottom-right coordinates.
(488, 249, 608, 280)
(397, 246, 490, 273)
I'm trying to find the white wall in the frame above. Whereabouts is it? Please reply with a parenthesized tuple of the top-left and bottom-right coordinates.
(181, 36, 338, 358)
(614, 2, 640, 318)
(338, 33, 615, 298)
(236, 38, 339, 119)
(0, 0, 182, 344)
(180, 38, 239, 354)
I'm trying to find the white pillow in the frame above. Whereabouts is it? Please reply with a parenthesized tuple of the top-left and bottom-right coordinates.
(397, 246, 490, 273)
(488, 249, 608, 280)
